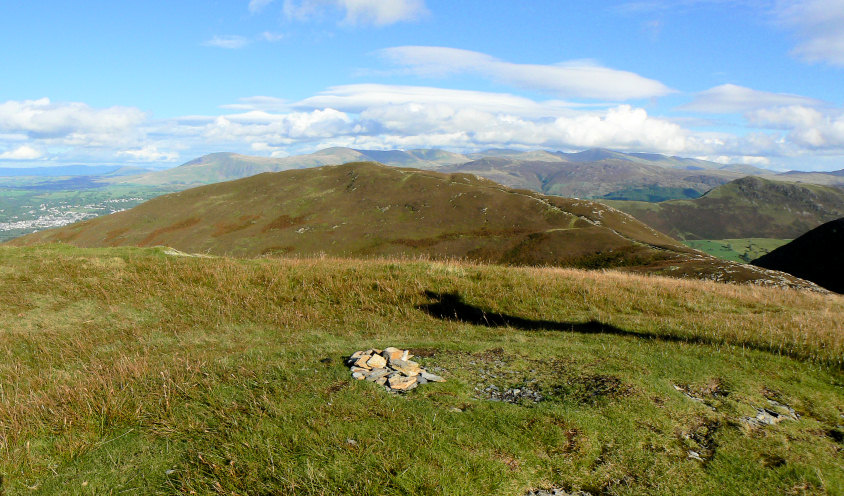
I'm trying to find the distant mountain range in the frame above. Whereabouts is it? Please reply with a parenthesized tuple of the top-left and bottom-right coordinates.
(9, 162, 821, 289)
(752, 218, 844, 293)
(102, 147, 843, 204)
(604, 176, 844, 240)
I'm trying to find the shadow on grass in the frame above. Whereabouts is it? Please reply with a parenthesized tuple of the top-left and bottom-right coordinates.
(417, 290, 817, 364)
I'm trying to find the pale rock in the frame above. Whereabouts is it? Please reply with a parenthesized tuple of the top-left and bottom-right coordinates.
(352, 372, 365, 380)
(420, 371, 445, 382)
(365, 368, 391, 382)
(366, 354, 387, 369)
(389, 358, 421, 377)
(381, 347, 404, 360)
(354, 355, 372, 369)
(388, 375, 418, 391)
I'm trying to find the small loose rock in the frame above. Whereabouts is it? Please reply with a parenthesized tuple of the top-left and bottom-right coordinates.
(346, 348, 445, 393)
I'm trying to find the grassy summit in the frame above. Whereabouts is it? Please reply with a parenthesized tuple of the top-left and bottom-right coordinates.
(0, 245, 842, 495)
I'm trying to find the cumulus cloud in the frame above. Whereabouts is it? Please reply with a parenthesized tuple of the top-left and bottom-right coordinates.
(117, 146, 179, 162)
(376, 46, 673, 100)
(775, 0, 844, 66)
(748, 105, 844, 149)
(203, 35, 250, 49)
(0, 144, 43, 160)
(0, 98, 145, 145)
(4, 87, 842, 170)
(681, 84, 825, 113)
(282, 0, 427, 25)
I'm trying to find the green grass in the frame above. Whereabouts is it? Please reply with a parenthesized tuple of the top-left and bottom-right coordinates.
(684, 239, 792, 263)
(0, 245, 842, 495)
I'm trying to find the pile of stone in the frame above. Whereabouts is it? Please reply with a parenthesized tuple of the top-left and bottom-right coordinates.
(346, 347, 445, 392)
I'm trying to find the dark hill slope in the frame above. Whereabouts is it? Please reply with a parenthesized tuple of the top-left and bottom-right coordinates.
(605, 176, 844, 240)
(752, 218, 844, 293)
(8, 163, 823, 289)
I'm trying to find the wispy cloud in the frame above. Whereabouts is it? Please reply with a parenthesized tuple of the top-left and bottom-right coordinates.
(376, 46, 674, 101)
(202, 35, 251, 49)
(249, 0, 276, 13)
(261, 31, 285, 42)
(282, 0, 428, 26)
(680, 84, 825, 113)
(774, 0, 844, 66)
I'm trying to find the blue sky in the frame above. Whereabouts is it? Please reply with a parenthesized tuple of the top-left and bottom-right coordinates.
(1, 0, 843, 171)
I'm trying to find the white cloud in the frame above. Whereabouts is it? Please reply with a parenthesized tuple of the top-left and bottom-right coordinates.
(748, 105, 844, 149)
(0, 144, 43, 160)
(376, 46, 673, 100)
(681, 84, 824, 113)
(117, 146, 179, 162)
(775, 0, 844, 66)
(339, 0, 428, 25)
(261, 31, 285, 42)
(0, 98, 145, 145)
(282, 0, 427, 25)
(249, 0, 275, 13)
(295, 84, 578, 117)
(221, 96, 291, 112)
(203, 35, 250, 49)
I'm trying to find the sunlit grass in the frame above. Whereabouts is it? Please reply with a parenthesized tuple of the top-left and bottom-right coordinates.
(0, 245, 841, 495)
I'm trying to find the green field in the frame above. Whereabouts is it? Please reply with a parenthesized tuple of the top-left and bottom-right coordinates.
(0, 184, 178, 243)
(683, 238, 792, 263)
(0, 245, 841, 495)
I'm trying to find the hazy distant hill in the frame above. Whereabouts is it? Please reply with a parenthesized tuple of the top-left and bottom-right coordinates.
(752, 218, 844, 293)
(764, 169, 844, 188)
(114, 147, 470, 187)
(446, 157, 745, 201)
(605, 176, 844, 240)
(111, 147, 781, 201)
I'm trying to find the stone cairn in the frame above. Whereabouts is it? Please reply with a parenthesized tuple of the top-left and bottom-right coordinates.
(346, 347, 445, 392)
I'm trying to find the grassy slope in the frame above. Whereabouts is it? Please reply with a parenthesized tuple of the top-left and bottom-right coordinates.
(683, 239, 792, 263)
(605, 176, 844, 240)
(9, 162, 687, 265)
(1, 245, 842, 495)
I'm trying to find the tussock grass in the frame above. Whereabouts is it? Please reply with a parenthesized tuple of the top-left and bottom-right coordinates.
(0, 245, 842, 495)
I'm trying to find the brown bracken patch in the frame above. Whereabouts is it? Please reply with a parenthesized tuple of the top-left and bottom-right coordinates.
(140, 217, 201, 246)
(261, 214, 306, 233)
(212, 215, 261, 237)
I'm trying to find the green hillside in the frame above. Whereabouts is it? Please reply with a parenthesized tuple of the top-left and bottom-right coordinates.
(683, 238, 792, 263)
(0, 245, 841, 495)
(10, 162, 822, 289)
(605, 176, 844, 240)
(9, 162, 686, 263)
